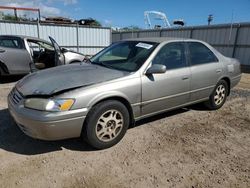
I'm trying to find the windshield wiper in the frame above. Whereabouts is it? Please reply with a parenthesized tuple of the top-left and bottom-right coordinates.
(81, 57, 92, 65)
(82, 59, 118, 71)
(92, 61, 115, 70)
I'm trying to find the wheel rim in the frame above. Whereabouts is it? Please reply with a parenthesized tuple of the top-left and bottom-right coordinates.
(214, 84, 226, 106)
(95, 109, 124, 142)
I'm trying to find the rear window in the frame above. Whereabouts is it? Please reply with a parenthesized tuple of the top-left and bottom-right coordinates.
(0, 37, 23, 49)
(188, 42, 218, 65)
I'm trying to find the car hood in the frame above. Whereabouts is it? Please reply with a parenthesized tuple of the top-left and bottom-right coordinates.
(16, 63, 129, 97)
(64, 49, 85, 56)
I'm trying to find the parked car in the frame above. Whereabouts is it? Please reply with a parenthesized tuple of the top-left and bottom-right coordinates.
(0, 35, 85, 76)
(8, 38, 241, 149)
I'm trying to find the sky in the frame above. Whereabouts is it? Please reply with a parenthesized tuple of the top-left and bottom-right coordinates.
(1, 0, 250, 28)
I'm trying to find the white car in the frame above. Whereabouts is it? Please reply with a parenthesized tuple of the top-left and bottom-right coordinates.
(0, 35, 85, 76)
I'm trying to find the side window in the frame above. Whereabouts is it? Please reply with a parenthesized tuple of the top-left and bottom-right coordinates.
(152, 42, 186, 70)
(188, 42, 218, 65)
(0, 38, 22, 49)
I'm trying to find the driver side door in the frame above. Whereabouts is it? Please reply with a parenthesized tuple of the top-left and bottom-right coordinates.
(141, 42, 191, 117)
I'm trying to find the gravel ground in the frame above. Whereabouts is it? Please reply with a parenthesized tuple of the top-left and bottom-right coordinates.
(0, 75, 249, 188)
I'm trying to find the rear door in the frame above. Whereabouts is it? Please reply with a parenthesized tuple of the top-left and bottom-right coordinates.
(187, 42, 223, 101)
(0, 37, 32, 74)
(49, 36, 65, 66)
(141, 42, 191, 116)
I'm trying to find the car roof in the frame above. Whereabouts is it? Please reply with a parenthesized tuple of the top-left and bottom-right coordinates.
(0, 35, 51, 44)
(124, 37, 202, 43)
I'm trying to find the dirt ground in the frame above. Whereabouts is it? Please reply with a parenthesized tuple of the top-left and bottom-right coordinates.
(0, 75, 249, 188)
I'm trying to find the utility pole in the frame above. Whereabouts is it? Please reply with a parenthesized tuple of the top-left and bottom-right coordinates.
(14, 8, 18, 21)
(208, 14, 213, 25)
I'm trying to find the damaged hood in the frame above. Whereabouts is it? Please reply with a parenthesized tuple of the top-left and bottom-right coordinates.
(16, 63, 129, 96)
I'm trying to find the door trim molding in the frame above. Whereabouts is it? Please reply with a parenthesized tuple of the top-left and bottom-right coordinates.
(135, 97, 209, 121)
(140, 85, 214, 106)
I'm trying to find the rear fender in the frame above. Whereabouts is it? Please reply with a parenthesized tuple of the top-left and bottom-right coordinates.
(0, 61, 9, 74)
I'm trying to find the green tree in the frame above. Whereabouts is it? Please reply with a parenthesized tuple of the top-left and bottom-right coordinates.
(3, 14, 17, 21)
(88, 18, 102, 27)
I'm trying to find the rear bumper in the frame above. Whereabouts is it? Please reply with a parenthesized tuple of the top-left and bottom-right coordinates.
(8, 94, 87, 141)
(231, 74, 242, 88)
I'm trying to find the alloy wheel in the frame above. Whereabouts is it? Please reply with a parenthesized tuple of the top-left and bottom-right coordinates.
(214, 84, 226, 106)
(95, 110, 124, 142)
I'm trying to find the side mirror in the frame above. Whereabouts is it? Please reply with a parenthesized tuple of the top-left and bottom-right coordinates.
(61, 48, 68, 53)
(146, 64, 166, 75)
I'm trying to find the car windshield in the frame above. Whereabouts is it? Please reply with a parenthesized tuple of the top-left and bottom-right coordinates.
(90, 41, 158, 72)
(37, 41, 54, 51)
(28, 40, 54, 51)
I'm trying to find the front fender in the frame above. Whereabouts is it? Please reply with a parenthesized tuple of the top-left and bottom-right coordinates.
(64, 52, 85, 64)
(87, 90, 131, 108)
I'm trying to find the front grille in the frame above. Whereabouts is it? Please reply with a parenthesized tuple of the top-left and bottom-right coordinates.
(10, 88, 23, 104)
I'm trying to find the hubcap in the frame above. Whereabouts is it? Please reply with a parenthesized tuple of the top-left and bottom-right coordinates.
(95, 110, 124, 142)
(214, 84, 226, 106)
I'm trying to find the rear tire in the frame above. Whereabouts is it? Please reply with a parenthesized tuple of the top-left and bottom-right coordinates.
(82, 100, 130, 149)
(204, 80, 228, 110)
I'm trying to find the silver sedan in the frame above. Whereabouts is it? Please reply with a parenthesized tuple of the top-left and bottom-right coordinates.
(8, 38, 241, 149)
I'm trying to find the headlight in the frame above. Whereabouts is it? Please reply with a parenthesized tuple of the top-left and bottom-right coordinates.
(24, 98, 75, 112)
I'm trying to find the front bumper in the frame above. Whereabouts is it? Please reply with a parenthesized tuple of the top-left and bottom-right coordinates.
(8, 93, 88, 141)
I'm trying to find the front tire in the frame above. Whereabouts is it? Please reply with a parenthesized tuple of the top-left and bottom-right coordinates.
(69, 61, 81, 64)
(0, 67, 3, 81)
(205, 80, 228, 110)
(83, 100, 130, 149)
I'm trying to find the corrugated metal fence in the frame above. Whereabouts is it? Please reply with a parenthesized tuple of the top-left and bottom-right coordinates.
(0, 20, 111, 55)
(113, 23, 250, 69)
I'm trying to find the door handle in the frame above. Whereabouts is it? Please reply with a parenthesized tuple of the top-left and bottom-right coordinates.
(216, 69, 222, 73)
(0, 49, 5, 53)
(182, 76, 189, 80)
